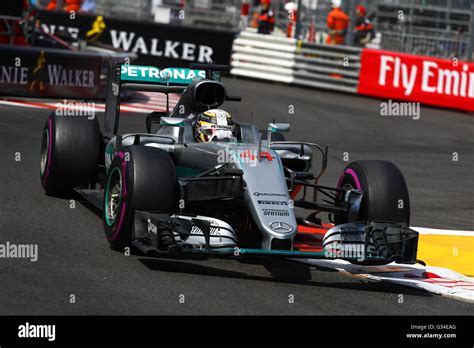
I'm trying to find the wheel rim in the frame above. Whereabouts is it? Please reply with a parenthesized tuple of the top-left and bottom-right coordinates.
(342, 183, 354, 191)
(105, 167, 123, 226)
(40, 129, 49, 178)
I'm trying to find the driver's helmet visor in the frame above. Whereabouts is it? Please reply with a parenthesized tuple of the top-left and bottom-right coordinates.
(199, 124, 235, 142)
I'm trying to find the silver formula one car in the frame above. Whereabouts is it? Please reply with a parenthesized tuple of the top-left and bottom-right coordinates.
(39, 63, 420, 265)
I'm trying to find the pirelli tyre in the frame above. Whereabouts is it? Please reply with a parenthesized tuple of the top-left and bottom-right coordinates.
(328, 160, 410, 265)
(335, 160, 410, 225)
(40, 112, 100, 196)
(103, 146, 180, 250)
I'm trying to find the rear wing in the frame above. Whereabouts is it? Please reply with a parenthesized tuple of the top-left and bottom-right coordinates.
(104, 63, 210, 134)
(121, 65, 207, 86)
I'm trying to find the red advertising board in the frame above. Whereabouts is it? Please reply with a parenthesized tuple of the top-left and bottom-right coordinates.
(358, 48, 474, 112)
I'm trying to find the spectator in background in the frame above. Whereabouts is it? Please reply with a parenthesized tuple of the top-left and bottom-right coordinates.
(325, 0, 349, 45)
(45, 0, 82, 12)
(240, 0, 250, 30)
(352, 5, 374, 46)
(284, 2, 298, 38)
(63, 0, 82, 12)
(257, 0, 275, 35)
(80, 0, 96, 13)
(46, 0, 58, 10)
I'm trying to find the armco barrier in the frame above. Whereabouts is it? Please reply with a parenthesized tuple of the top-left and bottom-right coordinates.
(231, 31, 474, 112)
(231, 31, 362, 93)
(294, 42, 361, 93)
(231, 32, 297, 83)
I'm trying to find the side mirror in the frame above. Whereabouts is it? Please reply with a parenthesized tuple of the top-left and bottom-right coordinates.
(146, 111, 167, 133)
(267, 122, 290, 145)
(268, 123, 290, 133)
(160, 117, 185, 127)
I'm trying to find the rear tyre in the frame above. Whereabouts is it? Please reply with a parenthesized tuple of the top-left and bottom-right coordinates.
(40, 112, 100, 196)
(103, 146, 179, 250)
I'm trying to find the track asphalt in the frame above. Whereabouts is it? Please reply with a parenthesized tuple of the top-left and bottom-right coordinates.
(0, 77, 473, 314)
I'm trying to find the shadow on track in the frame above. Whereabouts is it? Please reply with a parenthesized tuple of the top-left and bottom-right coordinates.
(138, 257, 433, 298)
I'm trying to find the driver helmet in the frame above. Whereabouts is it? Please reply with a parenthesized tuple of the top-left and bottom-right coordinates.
(194, 109, 236, 143)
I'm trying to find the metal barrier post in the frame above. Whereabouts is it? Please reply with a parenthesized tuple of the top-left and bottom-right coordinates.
(346, 0, 357, 46)
(470, 1, 474, 61)
(294, 0, 303, 40)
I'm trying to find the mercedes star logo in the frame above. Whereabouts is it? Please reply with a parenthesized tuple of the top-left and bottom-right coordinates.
(270, 221, 292, 233)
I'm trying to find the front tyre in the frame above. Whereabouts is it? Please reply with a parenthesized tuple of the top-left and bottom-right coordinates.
(335, 160, 410, 225)
(103, 146, 179, 250)
(331, 160, 410, 265)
